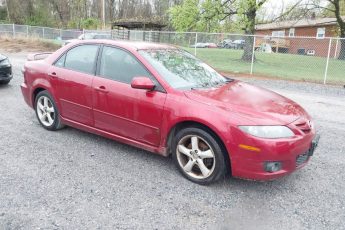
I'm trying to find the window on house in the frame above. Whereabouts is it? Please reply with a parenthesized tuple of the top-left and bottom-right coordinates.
(316, 27, 325, 39)
(289, 28, 295, 37)
(272, 30, 285, 37)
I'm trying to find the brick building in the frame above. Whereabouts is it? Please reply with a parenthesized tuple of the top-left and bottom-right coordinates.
(255, 17, 344, 57)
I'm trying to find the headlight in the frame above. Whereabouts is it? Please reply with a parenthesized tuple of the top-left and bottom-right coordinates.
(239, 126, 294, 139)
(0, 58, 11, 67)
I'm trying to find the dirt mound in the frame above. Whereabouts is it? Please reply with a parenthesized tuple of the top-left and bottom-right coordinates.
(0, 36, 60, 53)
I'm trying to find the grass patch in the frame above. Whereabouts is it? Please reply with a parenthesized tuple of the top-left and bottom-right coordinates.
(185, 48, 345, 84)
(0, 36, 60, 53)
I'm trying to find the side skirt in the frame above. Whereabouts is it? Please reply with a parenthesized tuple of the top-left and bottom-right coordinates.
(60, 116, 168, 157)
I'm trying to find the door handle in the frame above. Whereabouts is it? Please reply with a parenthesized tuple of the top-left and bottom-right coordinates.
(48, 72, 57, 78)
(95, 86, 109, 93)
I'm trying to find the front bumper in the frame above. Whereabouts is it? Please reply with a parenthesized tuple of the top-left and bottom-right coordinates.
(0, 65, 12, 82)
(230, 130, 319, 181)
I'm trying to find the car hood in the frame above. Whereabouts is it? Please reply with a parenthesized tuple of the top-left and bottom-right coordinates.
(184, 80, 308, 125)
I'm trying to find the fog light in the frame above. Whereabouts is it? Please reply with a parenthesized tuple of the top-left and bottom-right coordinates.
(264, 162, 282, 173)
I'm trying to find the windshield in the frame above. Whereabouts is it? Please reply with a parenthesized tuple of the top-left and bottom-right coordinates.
(139, 49, 228, 90)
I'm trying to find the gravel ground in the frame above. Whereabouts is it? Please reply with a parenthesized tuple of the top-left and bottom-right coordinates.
(0, 52, 345, 230)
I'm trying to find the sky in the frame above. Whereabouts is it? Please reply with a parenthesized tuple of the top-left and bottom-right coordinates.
(260, 0, 328, 20)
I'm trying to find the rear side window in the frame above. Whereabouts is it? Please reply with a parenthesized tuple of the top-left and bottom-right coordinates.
(55, 54, 65, 67)
(62, 45, 99, 74)
(99, 46, 150, 84)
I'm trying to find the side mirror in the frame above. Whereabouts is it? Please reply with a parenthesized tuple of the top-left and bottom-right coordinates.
(131, 77, 155, 91)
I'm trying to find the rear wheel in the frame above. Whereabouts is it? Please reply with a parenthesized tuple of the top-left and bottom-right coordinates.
(172, 127, 226, 185)
(35, 90, 64, 131)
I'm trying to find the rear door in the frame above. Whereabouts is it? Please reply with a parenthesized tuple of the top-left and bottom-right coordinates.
(49, 44, 99, 125)
(92, 46, 167, 146)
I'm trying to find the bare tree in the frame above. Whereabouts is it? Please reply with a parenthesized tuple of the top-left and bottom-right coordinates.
(4, 0, 178, 28)
(51, 0, 70, 27)
(327, 0, 345, 59)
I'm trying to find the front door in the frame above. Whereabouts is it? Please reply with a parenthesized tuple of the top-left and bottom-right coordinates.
(92, 46, 166, 146)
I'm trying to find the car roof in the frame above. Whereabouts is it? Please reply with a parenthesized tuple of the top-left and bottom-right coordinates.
(74, 39, 179, 51)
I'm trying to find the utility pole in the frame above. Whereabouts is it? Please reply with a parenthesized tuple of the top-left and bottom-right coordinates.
(102, 0, 106, 29)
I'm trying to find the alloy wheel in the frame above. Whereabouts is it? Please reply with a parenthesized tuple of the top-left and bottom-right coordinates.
(36, 96, 55, 127)
(176, 135, 216, 179)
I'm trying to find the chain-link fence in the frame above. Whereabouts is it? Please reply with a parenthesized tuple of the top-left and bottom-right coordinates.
(1, 24, 344, 85)
(163, 32, 345, 85)
(0, 24, 83, 40)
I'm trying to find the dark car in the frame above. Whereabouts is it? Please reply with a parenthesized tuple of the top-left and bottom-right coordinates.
(0, 54, 12, 85)
(229, 39, 245, 49)
(218, 39, 232, 48)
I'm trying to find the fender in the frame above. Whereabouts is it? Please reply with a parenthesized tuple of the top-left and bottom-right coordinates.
(31, 79, 61, 112)
(159, 95, 234, 158)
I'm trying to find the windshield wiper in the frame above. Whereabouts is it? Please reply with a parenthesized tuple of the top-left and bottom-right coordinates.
(191, 79, 234, 90)
(191, 82, 210, 90)
(211, 78, 234, 87)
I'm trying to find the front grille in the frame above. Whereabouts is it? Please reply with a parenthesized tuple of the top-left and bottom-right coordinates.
(294, 119, 312, 134)
(296, 152, 309, 167)
(0, 66, 12, 77)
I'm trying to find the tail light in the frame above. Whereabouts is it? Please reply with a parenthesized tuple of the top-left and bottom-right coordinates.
(22, 67, 27, 84)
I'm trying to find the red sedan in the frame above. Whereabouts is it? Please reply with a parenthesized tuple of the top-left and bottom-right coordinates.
(21, 40, 319, 184)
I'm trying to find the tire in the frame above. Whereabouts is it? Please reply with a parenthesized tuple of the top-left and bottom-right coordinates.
(0, 80, 11, 85)
(172, 127, 227, 185)
(34, 90, 64, 131)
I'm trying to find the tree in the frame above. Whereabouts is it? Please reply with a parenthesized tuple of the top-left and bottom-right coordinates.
(238, 0, 267, 61)
(3, 0, 179, 29)
(169, 0, 200, 31)
(169, 0, 268, 61)
(319, 0, 345, 60)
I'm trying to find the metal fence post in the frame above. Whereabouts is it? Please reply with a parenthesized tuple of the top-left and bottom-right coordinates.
(334, 38, 339, 59)
(26, 25, 29, 38)
(42, 27, 45, 39)
(250, 35, 256, 75)
(323, 38, 332, 84)
(194, 32, 198, 56)
(12, 23, 15, 38)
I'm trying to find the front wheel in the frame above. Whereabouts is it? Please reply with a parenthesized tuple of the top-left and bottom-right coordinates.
(172, 127, 227, 185)
(35, 90, 64, 131)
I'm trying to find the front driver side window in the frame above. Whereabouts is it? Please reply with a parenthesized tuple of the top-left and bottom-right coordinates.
(99, 46, 150, 84)
(63, 45, 99, 74)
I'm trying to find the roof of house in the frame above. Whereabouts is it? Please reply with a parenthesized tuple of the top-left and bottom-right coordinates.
(112, 19, 166, 30)
(255, 17, 345, 30)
